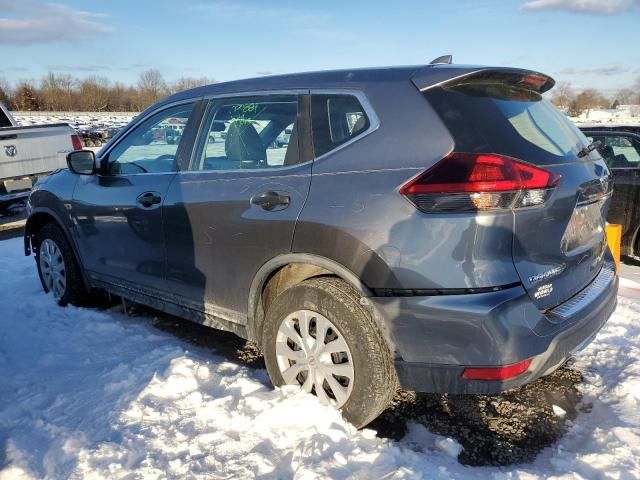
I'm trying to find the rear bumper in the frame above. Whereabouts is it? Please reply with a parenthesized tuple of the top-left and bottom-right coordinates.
(370, 257, 618, 394)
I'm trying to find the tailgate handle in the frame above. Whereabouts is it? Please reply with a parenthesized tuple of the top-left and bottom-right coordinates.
(0, 134, 17, 141)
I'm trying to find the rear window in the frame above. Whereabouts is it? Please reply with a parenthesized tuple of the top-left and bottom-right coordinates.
(311, 94, 370, 157)
(424, 84, 587, 165)
(0, 108, 12, 128)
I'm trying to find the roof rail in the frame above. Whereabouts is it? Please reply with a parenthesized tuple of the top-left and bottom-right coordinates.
(429, 55, 453, 65)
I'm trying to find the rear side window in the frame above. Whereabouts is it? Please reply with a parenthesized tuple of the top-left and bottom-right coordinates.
(311, 94, 370, 157)
(424, 84, 587, 165)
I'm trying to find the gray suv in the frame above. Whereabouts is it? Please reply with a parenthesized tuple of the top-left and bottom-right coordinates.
(25, 61, 618, 427)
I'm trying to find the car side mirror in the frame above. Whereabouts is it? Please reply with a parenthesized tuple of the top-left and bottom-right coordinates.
(66, 150, 96, 175)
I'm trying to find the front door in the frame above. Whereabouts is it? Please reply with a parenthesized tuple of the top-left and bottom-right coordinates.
(162, 93, 313, 323)
(71, 102, 198, 292)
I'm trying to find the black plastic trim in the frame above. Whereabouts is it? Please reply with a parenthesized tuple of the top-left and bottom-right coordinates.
(372, 282, 522, 297)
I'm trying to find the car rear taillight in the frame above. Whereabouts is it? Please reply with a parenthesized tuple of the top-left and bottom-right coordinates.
(71, 135, 83, 150)
(400, 153, 560, 212)
(462, 358, 532, 381)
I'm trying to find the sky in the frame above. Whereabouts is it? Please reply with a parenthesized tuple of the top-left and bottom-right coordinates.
(0, 0, 639, 94)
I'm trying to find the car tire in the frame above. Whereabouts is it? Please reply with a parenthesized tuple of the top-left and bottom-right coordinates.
(34, 223, 87, 306)
(262, 277, 397, 428)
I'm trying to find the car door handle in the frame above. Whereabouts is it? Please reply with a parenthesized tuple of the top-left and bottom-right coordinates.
(136, 191, 162, 208)
(250, 191, 290, 211)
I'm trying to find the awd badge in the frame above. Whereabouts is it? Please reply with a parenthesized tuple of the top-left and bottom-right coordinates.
(534, 283, 553, 299)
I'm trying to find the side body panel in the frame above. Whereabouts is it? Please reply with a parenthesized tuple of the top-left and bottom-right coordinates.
(294, 82, 521, 290)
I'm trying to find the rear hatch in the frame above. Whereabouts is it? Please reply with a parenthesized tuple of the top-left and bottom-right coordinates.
(418, 69, 611, 310)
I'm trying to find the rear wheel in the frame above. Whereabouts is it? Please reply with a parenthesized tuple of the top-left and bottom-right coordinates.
(35, 223, 86, 306)
(262, 277, 397, 428)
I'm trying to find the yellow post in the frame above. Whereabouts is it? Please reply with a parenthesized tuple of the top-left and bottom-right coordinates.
(605, 223, 622, 271)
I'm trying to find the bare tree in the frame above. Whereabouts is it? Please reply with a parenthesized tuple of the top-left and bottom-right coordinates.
(40, 72, 77, 111)
(0, 77, 12, 108)
(550, 82, 575, 110)
(568, 89, 610, 115)
(138, 69, 167, 107)
(77, 76, 111, 111)
(170, 76, 215, 94)
(614, 88, 635, 105)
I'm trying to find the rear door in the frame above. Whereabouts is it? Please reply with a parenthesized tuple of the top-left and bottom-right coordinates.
(162, 92, 313, 322)
(424, 79, 612, 310)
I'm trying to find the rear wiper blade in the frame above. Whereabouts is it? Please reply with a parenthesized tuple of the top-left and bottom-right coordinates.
(577, 140, 601, 158)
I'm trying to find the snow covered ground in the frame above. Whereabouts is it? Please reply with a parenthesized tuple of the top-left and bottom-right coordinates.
(1, 236, 639, 479)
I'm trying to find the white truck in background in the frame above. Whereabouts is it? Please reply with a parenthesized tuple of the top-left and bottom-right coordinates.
(0, 103, 81, 211)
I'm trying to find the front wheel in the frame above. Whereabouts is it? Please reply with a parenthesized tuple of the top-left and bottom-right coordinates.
(262, 277, 397, 428)
(35, 223, 86, 306)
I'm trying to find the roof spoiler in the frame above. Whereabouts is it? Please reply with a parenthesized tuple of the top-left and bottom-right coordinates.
(411, 66, 555, 94)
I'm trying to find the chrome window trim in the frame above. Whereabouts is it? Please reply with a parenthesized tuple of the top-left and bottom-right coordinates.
(178, 161, 313, 176)
(97, 98, 201, 163)
(99, 88, 380, 175)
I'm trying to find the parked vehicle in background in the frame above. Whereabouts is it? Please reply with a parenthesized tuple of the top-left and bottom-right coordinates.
(25, 61, 618, 428)
(579, 125, 640, 258)
(0, 102, 81, 211)
(77, 126, 123, 147)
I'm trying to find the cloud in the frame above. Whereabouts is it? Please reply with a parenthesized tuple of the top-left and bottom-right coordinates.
(558, 65, 629, 76)
(522, 0, 639, 14)
(0, 1, 111, 45)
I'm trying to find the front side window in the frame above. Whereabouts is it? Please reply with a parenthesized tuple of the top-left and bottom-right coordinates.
(107, 103, 194, 174)
(311, 94, 370, 157)
(191, 95, 301, 171)
(586, 134, 640, 168)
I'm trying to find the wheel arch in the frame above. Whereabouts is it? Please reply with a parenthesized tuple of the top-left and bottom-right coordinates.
(24, 207, 91, 290)
(247, 254, 396, 354)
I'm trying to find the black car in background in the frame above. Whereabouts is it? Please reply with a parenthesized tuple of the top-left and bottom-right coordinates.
(580, 125, 640, 258)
